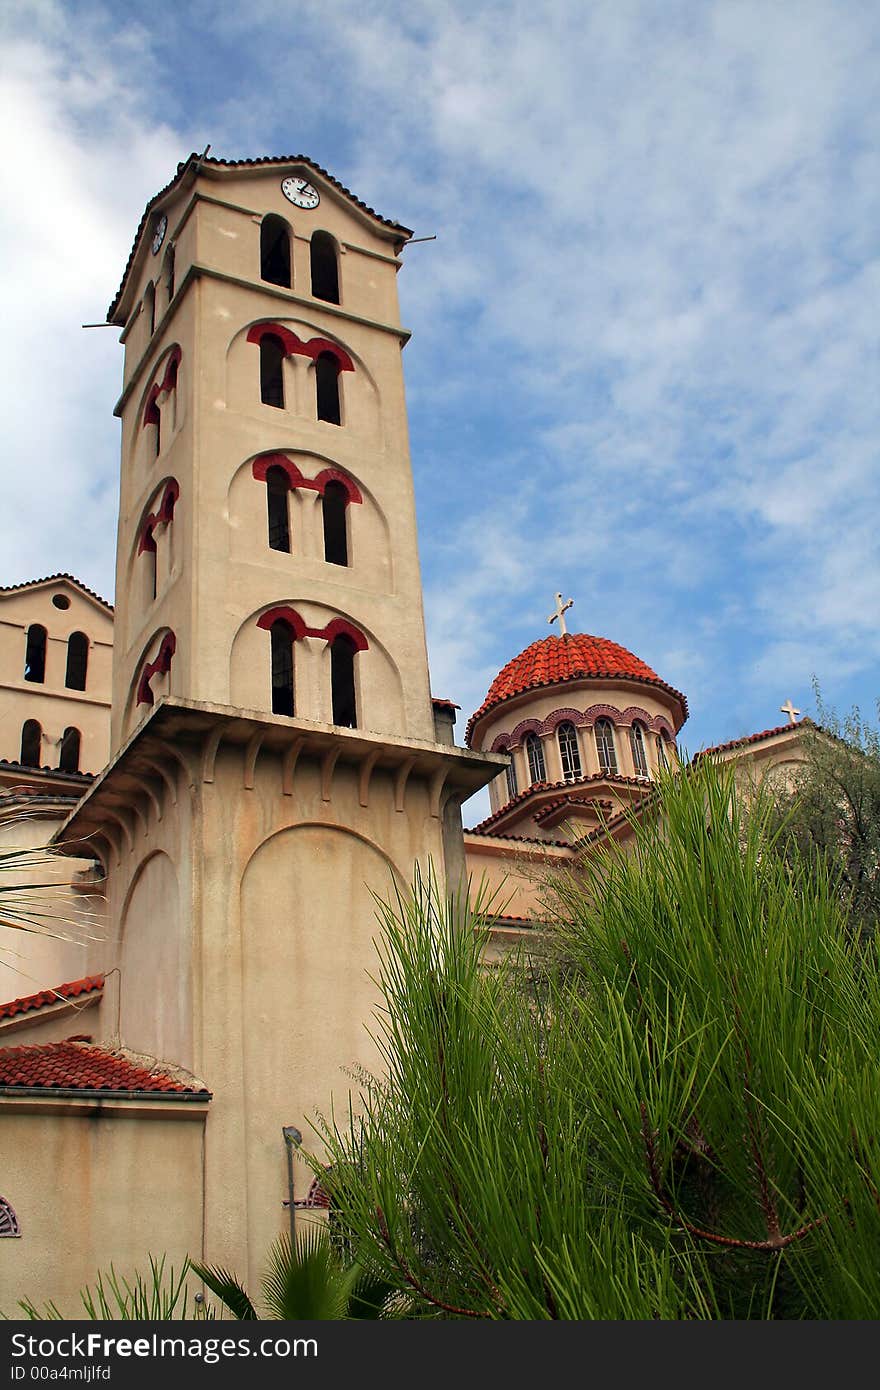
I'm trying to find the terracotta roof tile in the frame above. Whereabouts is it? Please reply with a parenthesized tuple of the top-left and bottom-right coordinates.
(0, 761, 94, 784)
(108, 152, 413, 322)
(466, 634, 687, 745)
(0, 1041, 209, 1095)
(0, 574, 114, 613)
(468, 771, 654, 834)
(0, 975, 104, 1022)
(695, 720, 807, 760)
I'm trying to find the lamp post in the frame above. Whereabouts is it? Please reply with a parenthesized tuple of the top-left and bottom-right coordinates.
(282, 1125, 303, 1244)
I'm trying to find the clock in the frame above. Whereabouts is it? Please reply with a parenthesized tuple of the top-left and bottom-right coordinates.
(151, 213, 168, 255)
(281, 176, 320, 210)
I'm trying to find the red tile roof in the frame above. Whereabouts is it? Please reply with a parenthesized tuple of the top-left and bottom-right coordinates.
(0, 975, 104, 1022)
(0, 1041, 209, 1095)
(468, 771, 653, 833)
(466, 634, 687, 745)
(108, 152, 413, 322)
(695, 720, 807, 760)
(0, 573, 114, 613)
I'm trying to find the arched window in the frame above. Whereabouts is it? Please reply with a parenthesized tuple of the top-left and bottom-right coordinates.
(266, 466, 291, 552)
(310, 231, 340, 304)
(270, 620, 295, 716)
(322, 481, 349, 566)
(144, 281, 155, 337)
(505, 753, 518, 801)
(525, 733, 546, 786)
(261, 215, 291, 288)
(59, 726, 81, 774)
(23, 625, 46, 683)
(65, 632, 88, 691)
(630, 723, 649, 777)
(316, 352, 341, 425)
(558, 722, 582, 782)
(330, 634, 357, 728)
(656, 733, 669, 769)
(20, 720, 41, 768)
(164, 244, 175, 302)
(260, 334, 286, 408)
(0, 1196, 20, 1238)
(594, 719, 617, 774)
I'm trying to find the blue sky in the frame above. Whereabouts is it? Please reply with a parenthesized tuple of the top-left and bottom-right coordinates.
(2, 0, 879, 821)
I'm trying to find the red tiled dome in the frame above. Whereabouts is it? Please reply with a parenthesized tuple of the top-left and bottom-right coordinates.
(466, 633, 687, 746)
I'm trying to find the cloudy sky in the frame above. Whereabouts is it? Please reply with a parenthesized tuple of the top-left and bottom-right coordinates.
(2, 0, 878, 820)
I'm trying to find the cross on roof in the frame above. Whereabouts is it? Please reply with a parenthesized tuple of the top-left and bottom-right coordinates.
(780, 699, 801, 725)
(548, 592, 574, 637)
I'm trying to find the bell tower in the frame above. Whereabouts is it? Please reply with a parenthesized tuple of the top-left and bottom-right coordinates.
(57, 153, 503, 1288)
(108, 153, 437, 749)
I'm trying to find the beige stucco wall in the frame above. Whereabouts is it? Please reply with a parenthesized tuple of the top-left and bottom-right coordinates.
(465, 833, 576, 922)
(0, 809, 105, 1005)
(70, 708, 494, 1297)
(0, 582, 112, 775)
(0, 1103, 205, 1317)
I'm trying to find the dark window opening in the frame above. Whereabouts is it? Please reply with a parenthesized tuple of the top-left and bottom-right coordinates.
(558, 721, 582, 781)
(261, 215, 291, 288)
(266, 466, 291, 552)
(595, 719, 618, 774)
(154, 407, 161, 457)
(20, 719, 41, 768)
(260, 334, 286, 408)
(270, 620, 295, 716)
(165, 244, 175, 302)
(65, 632, 89, 691)
(52, 594, 70, 610)
(331, 634, 357, 728)
(24, 625, 47, 683)
(630, 723, 649, 777)
(322, 482, 348, 565)
(316, 353, 341, 424)
(144, 281, 155, 337)
(525, 733, 546, 786)
(59, 726, 81, 774)
(310, 231, 340, 304)
(505, 754, 517, 801)
(656, 734, 669, 769)
(147, 547, 158, 602)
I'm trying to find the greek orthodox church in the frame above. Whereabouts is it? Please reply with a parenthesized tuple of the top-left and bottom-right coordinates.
(0, 155, 807, 1307)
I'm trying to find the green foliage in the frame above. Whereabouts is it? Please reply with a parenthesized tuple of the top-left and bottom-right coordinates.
(315, 765, 880, 1319)
(770, 688, 880, 936)
(190, 1225, 397, 1320)
(18, 1256, 198, 1320)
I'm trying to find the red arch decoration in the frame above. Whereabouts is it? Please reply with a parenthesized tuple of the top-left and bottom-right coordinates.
(246, 322, 354, 372)
(136, 632, 176, 707)
(142, 346, 183, 428)
(250, 455, 362, 504)
(251, 454, 306, 488)
(137, 480, 180, 554)
(256, 606, 309, 640)
(256, 608, 368, 650)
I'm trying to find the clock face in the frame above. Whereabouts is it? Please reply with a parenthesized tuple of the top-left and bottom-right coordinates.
(151, 213, 168, 255)
(281, 176, 320, 210)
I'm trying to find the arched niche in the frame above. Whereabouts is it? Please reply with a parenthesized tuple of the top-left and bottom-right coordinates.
(119, 850, 190, 1067)
(131, 345, 186, 473)
(228, 602, 404, 730)
(224, 319, 381, 445)
(239, 823, 403, 1220)
(226, 452, 394, 588)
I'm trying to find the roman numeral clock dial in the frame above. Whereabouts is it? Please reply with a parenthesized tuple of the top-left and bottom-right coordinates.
(281, 176, 320, 209)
